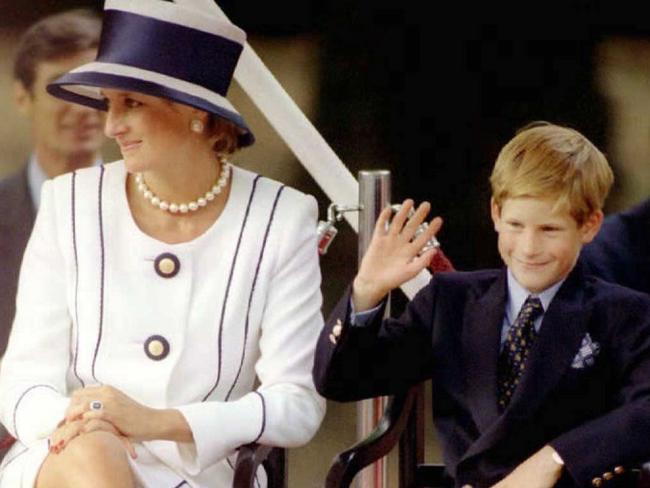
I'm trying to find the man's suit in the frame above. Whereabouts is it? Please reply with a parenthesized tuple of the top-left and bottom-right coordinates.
(0, 168, 35, 357)
(313, 264, 650, 488)
(0, 167, 36, 461)
(580, 198, 650, 295)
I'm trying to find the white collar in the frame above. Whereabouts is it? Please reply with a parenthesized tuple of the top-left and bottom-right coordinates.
(505, 268, 565, 325)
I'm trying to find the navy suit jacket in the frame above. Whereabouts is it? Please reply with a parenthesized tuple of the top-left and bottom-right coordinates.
(0, 167, 35, 459)
(0, 168, 36, 356)
(313, 264, 650, 488)
(580, 198, 650, 295)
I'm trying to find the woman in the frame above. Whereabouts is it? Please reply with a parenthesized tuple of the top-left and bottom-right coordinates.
(0, 1, 325, 487)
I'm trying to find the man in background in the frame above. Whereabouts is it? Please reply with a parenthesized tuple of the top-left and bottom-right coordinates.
(0, 9, 104, 359)
(580, 197, 650, 295)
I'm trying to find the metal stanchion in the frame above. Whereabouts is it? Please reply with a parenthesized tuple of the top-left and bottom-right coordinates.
(357, 170, 391, 488)
(317, 169, 438, 487)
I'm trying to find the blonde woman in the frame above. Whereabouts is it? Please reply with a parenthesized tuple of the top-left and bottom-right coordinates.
(0, 1, 325, 487)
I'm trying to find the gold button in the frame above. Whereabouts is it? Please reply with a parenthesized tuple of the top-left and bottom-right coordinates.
(329, 333, 337, 345)
(592, 477, 603, 487)
(603, 472, 613, 480)
(148, 339, 164, 357)
(159, 258, 176, 275)
(144, 335, 170, 360)
(332, 324, 343, 337)
(461, 485, 473, 488)
(614, 466, 625, 475)
(154, 253, 180, 278)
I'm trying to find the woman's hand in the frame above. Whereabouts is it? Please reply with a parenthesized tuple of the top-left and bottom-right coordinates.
(352, 199, 443, 311)
(65, 385, 193, 443)
(49, 418, 137, 459)
(65, 385, 158, 441)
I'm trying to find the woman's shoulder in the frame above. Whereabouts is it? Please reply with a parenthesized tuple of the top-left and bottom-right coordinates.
(232, 165, 317, 213)
(48, 160, 124, 192)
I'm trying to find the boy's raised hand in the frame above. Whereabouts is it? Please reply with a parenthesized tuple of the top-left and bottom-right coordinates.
(352, 199, 442, 312)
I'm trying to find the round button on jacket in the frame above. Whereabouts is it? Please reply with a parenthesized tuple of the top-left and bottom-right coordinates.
(154, 253, 180, 278)
(144, 335, 170, 361)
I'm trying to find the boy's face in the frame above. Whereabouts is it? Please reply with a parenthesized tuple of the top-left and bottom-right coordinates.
(491, 196, 603, 293)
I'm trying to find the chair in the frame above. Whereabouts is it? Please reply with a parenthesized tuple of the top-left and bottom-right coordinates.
(325, 383, 650, 488)
(233, 444, 287, 488)
(325, 383, 451, 488)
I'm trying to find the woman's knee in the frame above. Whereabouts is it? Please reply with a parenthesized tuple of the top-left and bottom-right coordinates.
(37, 431, 133, 487)
(64, 430, 128, 465)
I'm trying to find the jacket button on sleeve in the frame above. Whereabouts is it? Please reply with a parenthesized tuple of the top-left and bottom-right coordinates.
(592, 477, 603, 487)
(332, 319, 343, 337)
(614, 466, 625, 475)
(154, 253, 180, 278)
(602, 472, 613, 480)
(144, 335, 170, 360)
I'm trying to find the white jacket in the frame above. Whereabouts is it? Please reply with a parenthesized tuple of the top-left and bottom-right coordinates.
(0, 161, 326, 487)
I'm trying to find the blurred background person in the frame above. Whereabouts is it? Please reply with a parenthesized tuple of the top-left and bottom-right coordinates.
(581, 197, 650, 295)
(0, 8, 103, 358)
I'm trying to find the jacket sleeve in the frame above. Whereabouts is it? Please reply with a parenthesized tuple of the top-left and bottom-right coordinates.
(0, 180, 70, 444)
(171, 191, 326, 473)
(312, 273, 437, 402)
(549, 293, 650, 487)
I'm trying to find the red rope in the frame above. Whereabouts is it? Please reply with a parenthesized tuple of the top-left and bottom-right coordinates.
(429, 248, 455, 273)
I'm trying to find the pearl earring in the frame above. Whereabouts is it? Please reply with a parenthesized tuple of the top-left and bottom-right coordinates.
(190, 119, 204, 133)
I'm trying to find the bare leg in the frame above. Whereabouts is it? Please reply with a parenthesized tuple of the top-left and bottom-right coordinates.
(36, 431, 136, 488)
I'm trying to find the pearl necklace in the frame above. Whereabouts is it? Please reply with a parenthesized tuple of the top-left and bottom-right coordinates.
(135, 161, 231, 214)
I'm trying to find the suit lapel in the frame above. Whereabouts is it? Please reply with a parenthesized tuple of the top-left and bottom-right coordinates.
(463, 269, 508, 432)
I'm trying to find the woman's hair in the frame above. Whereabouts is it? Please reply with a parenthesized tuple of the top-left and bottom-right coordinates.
(207, 115, 242, 155)
(490, 122, 614, 225)
(13, 9, 101, 92)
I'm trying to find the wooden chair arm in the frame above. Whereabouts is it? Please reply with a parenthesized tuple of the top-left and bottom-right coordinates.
(232, 443, 286, 488)
(325, 386, 418, 488)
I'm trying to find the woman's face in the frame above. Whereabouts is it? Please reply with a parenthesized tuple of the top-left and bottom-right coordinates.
(102, 89, 206, 173)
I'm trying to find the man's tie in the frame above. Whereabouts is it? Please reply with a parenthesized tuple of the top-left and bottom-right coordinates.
(497, 295, 544, 411)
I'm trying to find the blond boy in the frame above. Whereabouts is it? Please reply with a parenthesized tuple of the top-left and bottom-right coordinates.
(314, 124, 650, 487)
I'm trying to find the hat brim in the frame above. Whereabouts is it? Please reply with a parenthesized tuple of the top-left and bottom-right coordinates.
(47, 62, 254, 148)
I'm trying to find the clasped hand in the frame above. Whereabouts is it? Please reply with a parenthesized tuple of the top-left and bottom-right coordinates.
(352, 199, 443, 311)
(49, 385, 154, 459)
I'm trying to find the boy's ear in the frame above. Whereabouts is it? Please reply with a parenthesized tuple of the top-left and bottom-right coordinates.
(13, 80, 33, 117)
(490, 198, 501, 231)
(579, 210, 604, 244)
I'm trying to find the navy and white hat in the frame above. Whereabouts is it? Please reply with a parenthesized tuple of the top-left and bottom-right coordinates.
(47, 0, 254, 147)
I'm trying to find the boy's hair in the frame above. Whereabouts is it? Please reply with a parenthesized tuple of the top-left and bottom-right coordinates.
(490, 122, 614, 225)
(13, 9, 101, 92)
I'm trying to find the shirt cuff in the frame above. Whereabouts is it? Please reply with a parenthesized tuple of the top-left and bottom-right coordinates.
(349, 299, 383, 326)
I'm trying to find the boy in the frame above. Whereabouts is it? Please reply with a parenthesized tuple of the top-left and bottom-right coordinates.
(313, 123, 650, 487)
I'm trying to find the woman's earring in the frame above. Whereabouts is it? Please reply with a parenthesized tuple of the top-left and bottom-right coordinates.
(190, 119, 204, 133)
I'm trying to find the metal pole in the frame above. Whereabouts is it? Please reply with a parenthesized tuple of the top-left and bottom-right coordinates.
(358, 170, 391, 260)
(357, 170, 391, 488)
